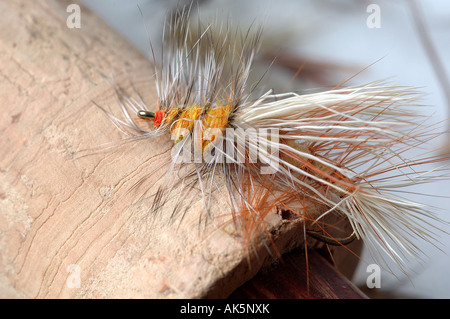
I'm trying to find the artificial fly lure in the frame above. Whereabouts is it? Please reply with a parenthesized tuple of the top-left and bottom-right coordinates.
(95, 8, 449, 273)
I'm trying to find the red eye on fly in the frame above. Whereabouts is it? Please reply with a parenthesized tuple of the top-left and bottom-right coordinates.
(153, 110, 164, 127)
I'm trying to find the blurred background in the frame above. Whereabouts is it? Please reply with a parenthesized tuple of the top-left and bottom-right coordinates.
(78, 0, 450, 298)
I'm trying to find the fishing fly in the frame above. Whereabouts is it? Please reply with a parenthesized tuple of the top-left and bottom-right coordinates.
(95, 8, 449, 273)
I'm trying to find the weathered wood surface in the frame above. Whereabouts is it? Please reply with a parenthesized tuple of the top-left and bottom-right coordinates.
(0, 0, 360, 298)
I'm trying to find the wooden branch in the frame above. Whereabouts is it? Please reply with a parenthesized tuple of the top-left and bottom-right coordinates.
(0, 0, 361, 298)
(230, 249, 367, 299)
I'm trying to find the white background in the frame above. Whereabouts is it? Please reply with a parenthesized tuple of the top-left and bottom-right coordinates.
(79, 0, 450, 298)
